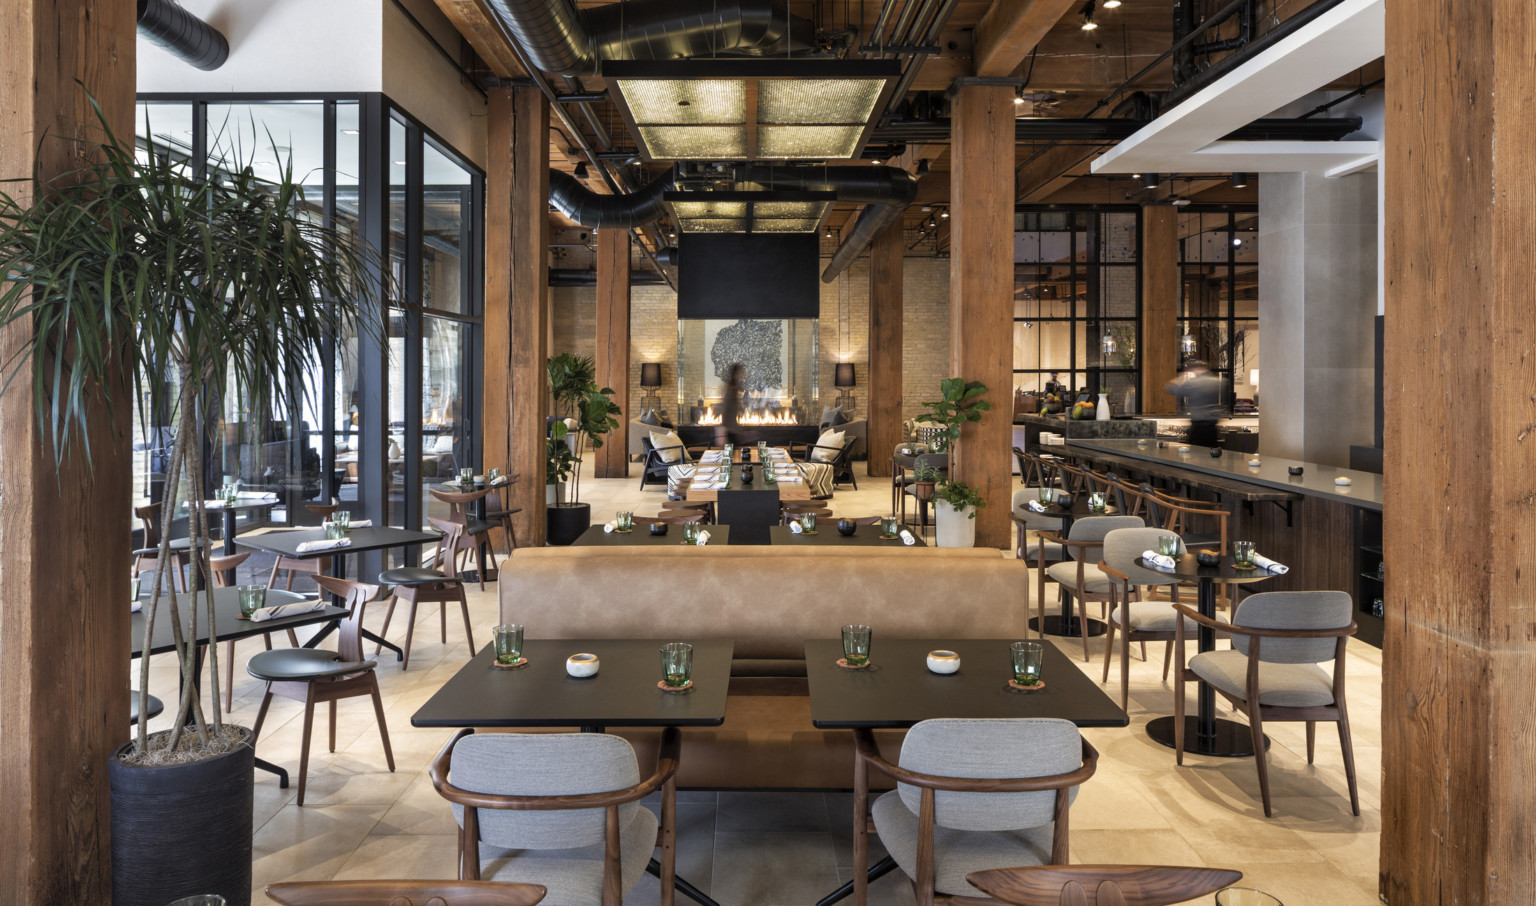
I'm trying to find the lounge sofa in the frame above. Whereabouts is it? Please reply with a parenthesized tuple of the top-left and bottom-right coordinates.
(498, 545, 1032, 789)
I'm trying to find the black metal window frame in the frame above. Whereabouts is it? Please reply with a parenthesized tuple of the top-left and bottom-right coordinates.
(136, 92, 486, 575)
(1011, 205, 1143, 400)
(1175, 204, 1258, 410)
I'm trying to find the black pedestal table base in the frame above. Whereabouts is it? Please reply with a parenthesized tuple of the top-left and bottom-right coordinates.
(1146, 715, 1270, 757)
(1029, 615, 1108, 637)
(646, 858, 721, 906)
(815, 855, 898, 906)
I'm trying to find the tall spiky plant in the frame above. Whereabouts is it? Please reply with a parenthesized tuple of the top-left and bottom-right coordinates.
(0, 96, 383, 762)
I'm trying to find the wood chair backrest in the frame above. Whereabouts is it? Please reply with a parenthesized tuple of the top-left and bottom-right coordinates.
(428, 517, 466, 579)
(965, 865, 1244, 906)
(311, 575, 381, 663)
(1148, 489, 1229, 552)
(134, 504, 164, 548)
(209, 552, 250, 589)
(834, 516, 884, 525)
(265, 879, 547, 906)
(305, 497, 340, 518)
(431, 487, 494, 524)
(637, 513, 703, 525)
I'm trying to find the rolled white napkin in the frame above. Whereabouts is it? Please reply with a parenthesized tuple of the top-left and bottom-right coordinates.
(1026, 500, 1047, 513)
(347, 519, 373, 528)
(900, 530, 916, 546)
(603, 521, 617, 534)
(205, 500, 228, 509)
(778, 476, 803, 483)
(296, 538, 351, 554)
(696, 530, 711, 546)
(250, 599, 329, 622)
(238, 491, 279, 501)
(489, 476, 509, 487)
(789, 522, 803, 534)
(1252, 553, 1289, 574)
(1141, 550, 1177, 571)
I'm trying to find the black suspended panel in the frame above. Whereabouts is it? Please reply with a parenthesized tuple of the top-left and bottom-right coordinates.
(677, 233, 819, 320)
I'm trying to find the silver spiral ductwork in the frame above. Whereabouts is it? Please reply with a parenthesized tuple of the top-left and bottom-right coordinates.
(485, 0, 814, 76)
(137, 0, 229, 71)
(549, 170, 676, 230)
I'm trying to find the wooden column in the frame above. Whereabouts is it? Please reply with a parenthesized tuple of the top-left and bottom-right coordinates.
(867, 221, 904, 478)
(595, 227, 630, 478)
(483, 86, 549, 546)
(1381, 1, 1536, 901)
(0, 1, 134, 900)
(1140, 206, 1179, 414)
(948, 83, 1015, 549)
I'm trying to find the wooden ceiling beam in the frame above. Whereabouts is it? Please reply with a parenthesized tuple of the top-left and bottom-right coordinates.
(430, 0, 526, 78)
(972, 0, 1082, 78)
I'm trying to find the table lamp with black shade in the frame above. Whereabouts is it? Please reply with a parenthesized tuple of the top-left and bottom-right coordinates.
(640, 362, 662, 415)
(834, 362, 856, 415)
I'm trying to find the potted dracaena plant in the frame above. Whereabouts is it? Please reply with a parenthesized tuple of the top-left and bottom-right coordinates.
(545, 352, 622, 544)
(915, 377, 992, 547)
(0, 99, 381, 906)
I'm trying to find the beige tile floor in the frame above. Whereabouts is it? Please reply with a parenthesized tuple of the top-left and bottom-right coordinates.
(133, 459, 1382, 906)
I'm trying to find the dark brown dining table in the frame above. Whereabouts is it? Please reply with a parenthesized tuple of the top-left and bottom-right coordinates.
(571, 524, 731, 546)
(1138, 553, 1274, 757)
(236, 525, 439, 661)
(185, 497, 280, 585)
(768, 525, 925, 547)
(805, 636, 1127, 906)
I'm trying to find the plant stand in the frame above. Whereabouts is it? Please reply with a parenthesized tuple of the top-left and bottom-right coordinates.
(934, 499, 977, 548)
(547, 502, 591, 546)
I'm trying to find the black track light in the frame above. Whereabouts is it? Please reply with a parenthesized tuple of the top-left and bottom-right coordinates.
(824, 227, 833, 239)
(1080, 0, 1098, 31)
(573, 161, 589, 179)
(916, 158, 931, 176)
(1142, 173, 1161, 190)
(1232, 172, 1249, 188)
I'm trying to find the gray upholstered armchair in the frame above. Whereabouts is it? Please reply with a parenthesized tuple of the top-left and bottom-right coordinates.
(853, 718, 1099, 906)
(430, 727, 681, 906)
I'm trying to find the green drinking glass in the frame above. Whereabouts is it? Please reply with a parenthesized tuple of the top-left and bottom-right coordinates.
(1233, 540, 1256, 568)
(238, 585, 266, 619)
(841, 624, 872, 666)
(493, 623, 524, 665)
(1157, 533, 1180, 557)
(800, 512, 817, 533)
(683, 523, 702, 544)
(615, 511, 633, 532)
(660, 642, 694, 687)
(1010, 640, 1044, 686)
(880, 515, 899, 538)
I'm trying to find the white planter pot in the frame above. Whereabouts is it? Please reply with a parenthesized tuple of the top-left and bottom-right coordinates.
(934, 498, 977, 548)
(545, 482, 567, 506)
(1096, 393, 1111, 421)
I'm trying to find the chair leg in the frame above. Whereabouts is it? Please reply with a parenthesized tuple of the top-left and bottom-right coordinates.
(1100, 619, 1115, 684)
(1306, 721, 1316, 763)
(1139, 640, 1148, 662)
(1337, 701, 1360, 816)
(440, 595, 448, 644)
(1120, 625, 1131, 713)
(369, 676, 395, 772)
(1076, 594, 1091, 662)
(251, 687, 274, 742)
(401, 597, 420, 671)
(473, 542, 487, 593)
(296, 686, 317, 807)
(1250, 705, 1272, 817)
(1173, 670, 1187, 766)
(329, 699, 337, 753)
(458, 588, 476, 655)
(1162, 642, 1174, 681)
(286, 628, 299, 647)
(375, 595, 399, 657)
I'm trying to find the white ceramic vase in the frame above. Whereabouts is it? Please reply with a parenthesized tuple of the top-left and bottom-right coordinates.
(934, 498, 977, 548)
(1096, 393, 1111, 421)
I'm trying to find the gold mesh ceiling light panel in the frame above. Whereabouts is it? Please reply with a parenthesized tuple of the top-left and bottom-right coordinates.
(612, 79, 745, 125)
(757, 125, 865, 160)
(638, 126, 747, 160)
(757, 78, 887, 125)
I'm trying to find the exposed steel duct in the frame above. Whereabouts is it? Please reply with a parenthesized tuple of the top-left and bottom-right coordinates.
(137, 0, 229, 71)
(549, 170, 676, 230)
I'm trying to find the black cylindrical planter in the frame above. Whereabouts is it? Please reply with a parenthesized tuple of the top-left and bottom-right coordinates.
(110, 727, 255, 906)
(547, 502, 592, 545)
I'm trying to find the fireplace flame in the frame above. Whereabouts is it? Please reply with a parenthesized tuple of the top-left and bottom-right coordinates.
(696, 407, 799, 427)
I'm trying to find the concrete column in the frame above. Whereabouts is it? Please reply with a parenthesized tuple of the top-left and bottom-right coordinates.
(1257, 171, 1378, 466)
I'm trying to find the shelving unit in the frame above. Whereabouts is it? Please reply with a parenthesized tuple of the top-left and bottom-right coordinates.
(1354, 512, 1384, 647)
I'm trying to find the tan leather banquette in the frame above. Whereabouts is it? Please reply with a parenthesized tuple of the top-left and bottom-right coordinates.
(498, 545, 1032, 789)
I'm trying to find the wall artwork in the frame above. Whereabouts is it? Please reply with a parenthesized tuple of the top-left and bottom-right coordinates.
(704, 318, 788, 398)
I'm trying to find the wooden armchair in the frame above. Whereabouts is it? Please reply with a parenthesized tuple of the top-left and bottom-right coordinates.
(1146, 488, 1229, 554)
(1093, 529, 1197, 712)
(430, 726, 682, 906)
(430, 486, 498, 591)
(634, 513, 704, 526)
(965, 865, 1243, 906)
(852, 721, 1099, 906)
(1035, 517, 1145, 660)
(794, 434, 859, 489)
(265, 880, 546, 905)
(1173, 592, 1359, 817)
(132, 502, 192, 594)
(638, 436, 702, 490)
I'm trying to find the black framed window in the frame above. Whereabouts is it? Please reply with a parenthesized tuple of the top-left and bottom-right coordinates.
(1177, 207, 1259, 411)
(1013, 208, 1141, 412)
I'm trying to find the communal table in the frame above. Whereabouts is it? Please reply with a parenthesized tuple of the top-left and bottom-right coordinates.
(412, 638, 733, 906)
(806, 637, 1127, 906)
(571, 524, 731, 546)
(236, 525, 439, 661)
(767, 525, 925, 547)
(132, 586, 347, 786)
(684, 448, 812, 544)
(1027, 497, 1122, 639)
(1138, 553, 1273, 757)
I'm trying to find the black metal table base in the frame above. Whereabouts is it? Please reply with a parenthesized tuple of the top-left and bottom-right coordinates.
(1029, 615, 1108, 638)
(816, 855, 898, 906)
(646, 857, 720, 906)
(1146, 715, 1269, 757)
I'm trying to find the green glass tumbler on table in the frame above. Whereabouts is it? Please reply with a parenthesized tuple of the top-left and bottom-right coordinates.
(841, 624, 872, 666)
(1038, 487, 1054, 506)
(335, 510, 351, 531)
(1010, 640, 1044, 686)
(880, 514, 899, 538)
(1088, 491, 1107, 512)
(683, 522, 702, 545)
(1157, 533, 1180, 557)
(324, 521, 345, 541)
(615, 510, 634, 532)
(459, 467, 474, 486)
(238, 584, 266, 619)
(493, 623, 524, 665)
(660, 642, 693, 687)
(800, 512, 817, 533)
(488, 467, 501, 482)
(1233, 540, 1256, 569)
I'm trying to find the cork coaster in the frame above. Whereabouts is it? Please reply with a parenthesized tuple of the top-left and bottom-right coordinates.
(836, 658, 872, 670)
(1007, 679, 1047, 693)
(658, 679, 694, 693)
(491, 657, 529, 670)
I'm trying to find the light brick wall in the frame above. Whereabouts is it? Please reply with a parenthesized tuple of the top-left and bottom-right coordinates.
(902, 256, 952, 428)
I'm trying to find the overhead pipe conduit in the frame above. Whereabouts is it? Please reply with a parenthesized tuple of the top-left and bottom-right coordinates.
(485, 0, 813, 77)
(549, 169, 676, 230)
(137, 0, 229, 70)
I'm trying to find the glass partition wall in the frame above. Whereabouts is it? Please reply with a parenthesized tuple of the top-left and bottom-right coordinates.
(134, 95, 484, 571)
(1013, 208, 1141, 413)
(1178, 207, 1259, 411)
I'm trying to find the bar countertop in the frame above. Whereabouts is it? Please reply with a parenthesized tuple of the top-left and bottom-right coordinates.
(1064, 438, 1383, 512)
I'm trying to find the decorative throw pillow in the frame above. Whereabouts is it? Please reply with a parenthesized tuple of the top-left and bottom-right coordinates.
(650, 429, 685, 463)
(432, 434, 455, 454)
(820, 406, 849, 428)
(638, 409, 661, 427)
(812, 429, 846, 462)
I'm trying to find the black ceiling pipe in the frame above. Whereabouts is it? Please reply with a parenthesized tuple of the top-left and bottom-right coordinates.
(549, 169, 676, 229)
(550, 269, 670, 286)
(137, 0, 229, 71)
(485, 0, 813, 77)
(874, 116, 1363, 144)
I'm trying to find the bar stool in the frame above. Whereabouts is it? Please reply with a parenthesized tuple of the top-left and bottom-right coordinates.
(374, 518, 476, 671)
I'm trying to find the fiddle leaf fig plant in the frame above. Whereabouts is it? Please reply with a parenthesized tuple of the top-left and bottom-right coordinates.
(546, 352, 621, 505)
(916, 377, 992, 453)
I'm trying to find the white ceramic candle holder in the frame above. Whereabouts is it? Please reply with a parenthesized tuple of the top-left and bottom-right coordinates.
(926, 650, 961, 674)
(566, 653, 600, 677)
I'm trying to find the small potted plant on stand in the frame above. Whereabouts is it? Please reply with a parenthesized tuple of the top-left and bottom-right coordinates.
(0, 101, 378, 906)
(912, 460, 940, 502)
(545, 352, 622, 545)
(933, 479, 986, 548)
